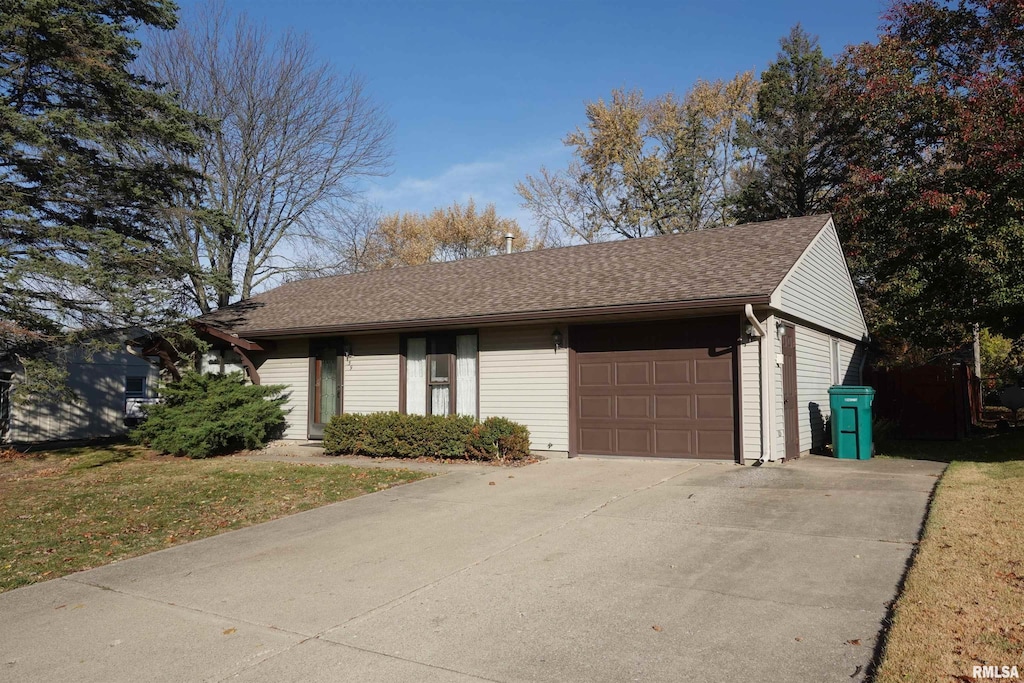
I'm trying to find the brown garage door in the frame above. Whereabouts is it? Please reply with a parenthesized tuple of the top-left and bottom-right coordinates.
(571, 317, 737, 459)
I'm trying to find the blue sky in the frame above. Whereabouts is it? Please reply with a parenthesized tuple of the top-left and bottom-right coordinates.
(181, 0, 888, 232)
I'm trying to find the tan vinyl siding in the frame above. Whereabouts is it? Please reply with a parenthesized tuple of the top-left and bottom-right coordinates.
(793, 326, 833, 453)
(776, 223, 868, 342)
(740, 338, 761, 462)
(344, 334, 400, 414)
(6, 348, 157, 443)
(257, 338, 309, 440)
(479, 325, 569, 452)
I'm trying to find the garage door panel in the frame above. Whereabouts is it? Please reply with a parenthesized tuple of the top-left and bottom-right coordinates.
(654, 395, 691, 419)
(615, 362, 650, 386)
(653, 360, 691, 385)
(616, 428, 651, 454)
(696, 395, 734, 420)
(655, 429, 693, 455)
(697, 430, 735, 458)
(695, 358, 733, 384)
(579, 396, 612, 419)
(580, 428, 613, 453)
(573, 317, 737, 460)
(616, 395, 651, 419)
(579, 363, 612, 386)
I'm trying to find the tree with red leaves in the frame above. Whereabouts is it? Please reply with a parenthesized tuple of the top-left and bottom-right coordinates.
(833, 0, 1024, 363)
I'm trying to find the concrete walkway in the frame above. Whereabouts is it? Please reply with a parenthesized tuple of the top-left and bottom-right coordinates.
(0, 455, 944, 682)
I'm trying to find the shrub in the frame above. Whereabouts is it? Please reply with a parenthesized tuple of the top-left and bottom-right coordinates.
(467, 416, 532, 462)
(131, 372, 288, 458)
(323, 412, 532, 462)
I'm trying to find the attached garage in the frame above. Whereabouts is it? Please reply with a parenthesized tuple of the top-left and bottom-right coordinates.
(571, 318, 737, 459)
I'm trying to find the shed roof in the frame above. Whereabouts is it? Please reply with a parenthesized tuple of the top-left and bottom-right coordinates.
(200, 214, 832, 337)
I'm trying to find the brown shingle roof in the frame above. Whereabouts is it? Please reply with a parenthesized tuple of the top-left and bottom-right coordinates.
(201, 214, 831, 337)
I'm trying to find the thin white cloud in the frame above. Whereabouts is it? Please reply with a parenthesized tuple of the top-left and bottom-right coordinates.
(363, 142, 569, 234)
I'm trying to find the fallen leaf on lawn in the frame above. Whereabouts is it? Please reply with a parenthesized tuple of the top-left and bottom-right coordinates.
(847, 639, 861, 646)
(222, 628, 236, 635)
(652, 625, 663, 632)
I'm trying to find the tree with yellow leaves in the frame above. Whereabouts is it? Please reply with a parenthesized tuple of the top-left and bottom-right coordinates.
(517, 73, 758, 243)
(354, 199, 538, 271)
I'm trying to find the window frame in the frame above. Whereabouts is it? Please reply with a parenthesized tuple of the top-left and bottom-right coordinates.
(830, 338, 842, 386)
(125, 375, 148, 399)
(400, 331, 479, 418)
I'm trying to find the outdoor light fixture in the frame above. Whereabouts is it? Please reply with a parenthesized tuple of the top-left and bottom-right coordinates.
(552, 329, 564, 351)
(341, 340, 352, 357)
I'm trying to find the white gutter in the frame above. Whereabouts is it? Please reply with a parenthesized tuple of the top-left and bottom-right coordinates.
(744, 304, 774, 463)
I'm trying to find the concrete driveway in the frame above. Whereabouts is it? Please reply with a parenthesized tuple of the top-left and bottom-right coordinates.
(0, 455, 944, 682)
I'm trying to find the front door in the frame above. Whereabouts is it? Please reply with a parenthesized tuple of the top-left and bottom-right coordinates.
(309, 339, 343, 439)
(782, 323, 800, 460)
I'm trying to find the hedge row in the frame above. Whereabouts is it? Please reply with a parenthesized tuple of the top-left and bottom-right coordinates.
(322, 412, 531, 462)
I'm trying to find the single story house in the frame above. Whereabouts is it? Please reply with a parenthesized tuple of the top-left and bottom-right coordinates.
(0, 331, 169, 444)
(197, 214, 868, 463)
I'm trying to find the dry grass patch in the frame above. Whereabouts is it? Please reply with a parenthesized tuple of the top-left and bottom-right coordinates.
(0, 445, 430, 593)
(875, 432, 1024, 682)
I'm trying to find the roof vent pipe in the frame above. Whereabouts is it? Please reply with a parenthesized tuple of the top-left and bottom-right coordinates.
(505, 232, 513, 254)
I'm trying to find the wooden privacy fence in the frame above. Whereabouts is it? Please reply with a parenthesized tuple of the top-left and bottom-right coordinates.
(865, 363, 981, 440)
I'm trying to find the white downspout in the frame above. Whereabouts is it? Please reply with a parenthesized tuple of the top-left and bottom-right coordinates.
(744, 304, 774, 463)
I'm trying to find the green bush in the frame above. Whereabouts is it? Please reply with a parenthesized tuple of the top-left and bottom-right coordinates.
(323, 412, 532, 462)
(131, 372, 288, 458)
(466, 416, 532, 461)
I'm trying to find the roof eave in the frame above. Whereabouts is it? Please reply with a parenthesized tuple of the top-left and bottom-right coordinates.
(226, 294, 771, 339)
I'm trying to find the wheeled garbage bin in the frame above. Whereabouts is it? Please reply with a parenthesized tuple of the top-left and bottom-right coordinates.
(828, 386, 875, 459)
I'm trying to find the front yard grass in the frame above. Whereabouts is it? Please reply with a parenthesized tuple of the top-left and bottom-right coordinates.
(0, 445, 430, 593)
(874, 430, 1024, 681)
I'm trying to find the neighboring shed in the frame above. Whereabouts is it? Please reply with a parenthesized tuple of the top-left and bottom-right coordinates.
(0, 332, 162, 444)
(197, 214, 868, 463)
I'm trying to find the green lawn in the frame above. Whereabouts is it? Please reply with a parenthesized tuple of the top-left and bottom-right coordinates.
(873, 430, 1024, 682)
(0, 445, 430, 593)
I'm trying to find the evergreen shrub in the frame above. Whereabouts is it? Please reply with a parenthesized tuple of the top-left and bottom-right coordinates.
(132, 372, 287, 458)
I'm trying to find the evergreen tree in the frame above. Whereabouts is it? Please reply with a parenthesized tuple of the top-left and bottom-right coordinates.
(733, 25, 842, 222)
(0, 0, 203, 358)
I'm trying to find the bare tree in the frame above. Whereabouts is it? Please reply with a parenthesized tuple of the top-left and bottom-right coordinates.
(141, 2, 393, 312)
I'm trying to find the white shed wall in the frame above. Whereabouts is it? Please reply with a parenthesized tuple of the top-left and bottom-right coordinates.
(5, 347, 158, 443)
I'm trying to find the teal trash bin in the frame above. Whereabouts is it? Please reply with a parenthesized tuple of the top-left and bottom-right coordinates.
(828, 386, 875, 459)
